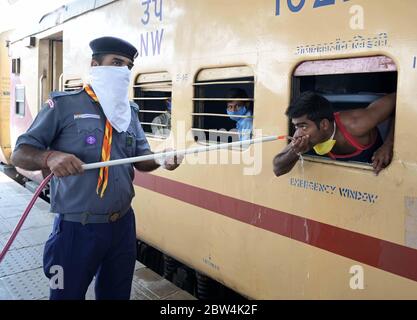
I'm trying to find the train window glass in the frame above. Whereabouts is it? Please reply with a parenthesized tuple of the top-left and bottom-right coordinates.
(64, 79, 83, 92)
(193, 66, 254, 148)
(292, 56, 397, 168)
(133, 72, 172, 139)
(12, 58, 21, 74)
(15, 85, 25, 116)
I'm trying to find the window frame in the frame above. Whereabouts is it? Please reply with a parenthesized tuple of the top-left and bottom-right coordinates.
(133, 72, 172, 140)
(63, 78, 83, 92)
(15, 85, 25, 116)
(192, 66, 255, 148)
(12, 58, 21, 75)
(291, 55, 398, 171)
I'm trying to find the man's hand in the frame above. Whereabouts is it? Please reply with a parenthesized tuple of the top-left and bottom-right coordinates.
(372, 143, 393, 175)
(157, 148, 184, 171)
(45, 151, 84, 177)
(290, 135, 311, 155)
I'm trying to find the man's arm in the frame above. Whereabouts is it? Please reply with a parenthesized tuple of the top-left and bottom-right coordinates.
(133, 150, 160, 172)
(347, 93, 396, 137)
(11, 145, 50, 171)
(11, 99, 84, 177)
(347, 93, 396, 174)
(273, 135, 310, 177)
(11, 145, 84, 177)
(372, 115, 395, 175)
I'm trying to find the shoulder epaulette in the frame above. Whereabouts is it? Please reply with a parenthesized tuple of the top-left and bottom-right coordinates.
(44, 89, 84, 109)
(49, 89, 84, 100)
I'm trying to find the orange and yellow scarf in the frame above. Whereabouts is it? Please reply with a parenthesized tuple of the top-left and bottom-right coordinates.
(84, 85, 112, 198)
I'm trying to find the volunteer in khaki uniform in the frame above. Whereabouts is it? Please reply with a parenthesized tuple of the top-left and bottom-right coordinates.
(11, 37, 183, 300)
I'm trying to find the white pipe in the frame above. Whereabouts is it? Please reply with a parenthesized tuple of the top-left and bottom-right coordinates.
(82, 135, 280, 171)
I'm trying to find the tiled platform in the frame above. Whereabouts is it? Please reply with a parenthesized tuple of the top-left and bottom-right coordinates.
(0, 171, 195, 300)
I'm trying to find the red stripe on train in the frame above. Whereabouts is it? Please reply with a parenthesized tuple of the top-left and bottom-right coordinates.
(134, 172, 417, 283)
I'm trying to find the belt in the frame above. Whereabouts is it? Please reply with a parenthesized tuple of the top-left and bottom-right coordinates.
(59, 207, 131, 225)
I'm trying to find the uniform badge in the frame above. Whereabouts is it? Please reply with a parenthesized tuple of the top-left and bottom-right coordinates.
(85, 135, 97, 145)
(126, 135, 133, 147)
(74, 114, 101, 120)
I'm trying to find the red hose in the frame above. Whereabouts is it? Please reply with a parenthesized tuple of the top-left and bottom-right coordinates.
(0, 173, 53, 264)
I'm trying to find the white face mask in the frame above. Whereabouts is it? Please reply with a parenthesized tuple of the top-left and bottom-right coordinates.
(89, 66, 131, 133)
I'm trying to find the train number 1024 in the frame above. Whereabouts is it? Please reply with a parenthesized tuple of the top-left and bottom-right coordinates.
(276, 0, 350, 16)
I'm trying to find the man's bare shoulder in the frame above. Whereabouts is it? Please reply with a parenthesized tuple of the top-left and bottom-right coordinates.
(337, 109, 370, 138)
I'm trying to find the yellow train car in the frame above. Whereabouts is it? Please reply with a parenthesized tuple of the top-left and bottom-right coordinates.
(0, 30, 12, 165)
(8, 0, 417, 299)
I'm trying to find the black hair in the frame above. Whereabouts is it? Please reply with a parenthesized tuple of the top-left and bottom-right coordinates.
(226, 88, 253, 112)
(286, 91, 334, 128)
(226, 88, 249, 99)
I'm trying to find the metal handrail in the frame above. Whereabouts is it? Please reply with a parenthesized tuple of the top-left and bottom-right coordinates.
(39, 74, 46, 110)
(58, 73, 64, 91)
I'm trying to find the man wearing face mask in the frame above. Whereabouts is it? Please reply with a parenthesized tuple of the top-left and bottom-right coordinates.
(151, 97, 172, 137)
(273, 91, 396, 177)
(226, 88, 253, 141)
(11, 36, 182, 300)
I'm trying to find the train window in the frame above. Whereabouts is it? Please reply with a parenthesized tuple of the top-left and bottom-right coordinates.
(63, 79, 83, 92)
(193, 66, 254, 147)
(15, 85, 25, 116)
(133, 72, 172, 139)
(292, 56, 397, 168)
(12, 58, 21, 75)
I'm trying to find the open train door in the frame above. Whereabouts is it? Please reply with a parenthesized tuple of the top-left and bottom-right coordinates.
(9, 31, 63, 185)
(0, 31, 12, 165)
(38, 32, 63, 110)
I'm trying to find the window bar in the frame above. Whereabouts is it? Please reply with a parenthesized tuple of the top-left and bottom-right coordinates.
(192, 113, 253, 118)
(146, 133, 169, 139)
(191, 128, 241, 136)
(139, 110, 170, 114)
(133, 82, 172, 88)
(192, 98, 254, 102)
(141, 122, 169, 127)
(134, 97, 171, 100)
(193, 81, 254, 86)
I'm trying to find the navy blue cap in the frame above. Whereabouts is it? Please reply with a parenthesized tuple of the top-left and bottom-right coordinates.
(89, 36, 138, 61)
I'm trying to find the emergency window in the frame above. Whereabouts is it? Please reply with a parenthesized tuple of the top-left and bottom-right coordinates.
(133, 72, 172, 139)
(193, 66, 254, 146)
(292, 55, 397, 167)
(15, 85, 25, 116)
(64, 79, 83, 92)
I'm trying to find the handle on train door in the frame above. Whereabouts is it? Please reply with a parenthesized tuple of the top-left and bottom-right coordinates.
(39, 73, 46, 110)
(58, 73, 64, 91)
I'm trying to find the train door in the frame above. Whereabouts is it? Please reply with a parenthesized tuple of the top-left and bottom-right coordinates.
(38, 32, 63, 110)
(0, 31, 12, 164)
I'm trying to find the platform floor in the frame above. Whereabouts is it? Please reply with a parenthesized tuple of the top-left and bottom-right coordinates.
(0, 171, 195, 300)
